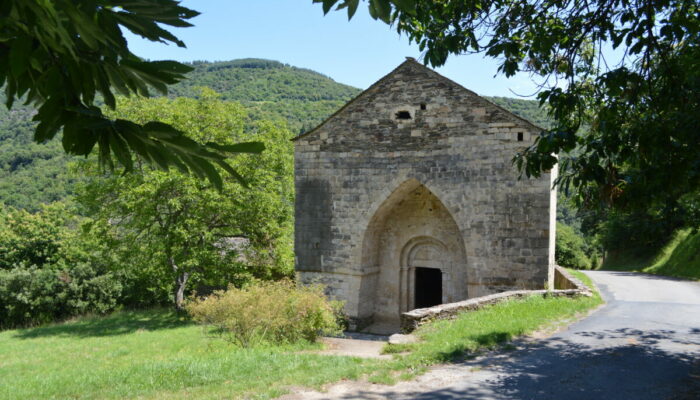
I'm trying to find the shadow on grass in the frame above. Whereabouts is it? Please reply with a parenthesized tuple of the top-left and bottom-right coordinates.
(431, 331, 514, 363)
(325, 328, 700, 399)
(13, 309, 191, 339)
(474, 331, 513, 346)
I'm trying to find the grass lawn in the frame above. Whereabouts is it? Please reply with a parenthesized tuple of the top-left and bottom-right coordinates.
(601, 228, 700, 280)
(0, 310, 377, 400)
(0, 270, 602, 399)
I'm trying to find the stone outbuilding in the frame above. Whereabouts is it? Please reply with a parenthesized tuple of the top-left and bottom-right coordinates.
(294, 58, 557, 331)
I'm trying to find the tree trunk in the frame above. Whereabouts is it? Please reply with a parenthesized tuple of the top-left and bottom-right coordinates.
(174, 271, 190, 310)
(168, 256, 189, 310)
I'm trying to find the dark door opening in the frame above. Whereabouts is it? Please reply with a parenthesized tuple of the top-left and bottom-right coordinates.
(414, 267, 442, 309)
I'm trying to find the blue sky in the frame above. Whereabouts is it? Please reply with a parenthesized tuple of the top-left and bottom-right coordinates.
(125, 1, 540, 98)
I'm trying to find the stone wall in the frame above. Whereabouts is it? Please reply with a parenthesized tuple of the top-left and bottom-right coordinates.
(294, 58, 556, 328)
(400, 266, 593, 332)
(553, 265, 589, 291)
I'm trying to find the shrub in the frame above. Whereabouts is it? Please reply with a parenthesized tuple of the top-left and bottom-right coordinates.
(556, 222, 593, 269)
(0, 203, 123, 328)
(0, 263, 122, 329)
(0, 203, 72, 270)
(186, 280, 343, 347)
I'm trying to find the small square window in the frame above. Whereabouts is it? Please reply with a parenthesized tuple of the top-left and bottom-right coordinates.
(420, 103, 427, 110)
(517, 132, 524, 141)
(395, 111, 412, 120)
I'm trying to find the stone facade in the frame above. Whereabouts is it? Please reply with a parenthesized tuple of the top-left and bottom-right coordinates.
(294, 58, 556, 331)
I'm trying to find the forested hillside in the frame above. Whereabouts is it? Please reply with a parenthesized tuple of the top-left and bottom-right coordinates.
(171, 59, 359, 102)
(487, 96, 552, 129)
(0, 102, 79, 211)
(0, 58, 550, 210)
(169, 59, 362, 134)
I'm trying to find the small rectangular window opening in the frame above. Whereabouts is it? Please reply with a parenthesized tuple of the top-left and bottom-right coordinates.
(420, 103, 427, 110)
(395, 110, 412, 120)
(517, 132, 524, 141)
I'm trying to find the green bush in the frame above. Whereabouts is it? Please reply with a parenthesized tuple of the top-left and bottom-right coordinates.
(186, 280, 343, 347)
(0, 203, 70, 269)
(556, 222, 593, 269)
(0, 204, 123, 328)
(0, 263, 122, 329)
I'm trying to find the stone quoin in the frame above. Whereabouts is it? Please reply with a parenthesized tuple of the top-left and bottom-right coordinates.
(293, 58, 557, 332)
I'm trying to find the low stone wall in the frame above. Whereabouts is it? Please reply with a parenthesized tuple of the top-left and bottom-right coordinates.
(400, 266, 592, 333)
(553, 265, 588, 290)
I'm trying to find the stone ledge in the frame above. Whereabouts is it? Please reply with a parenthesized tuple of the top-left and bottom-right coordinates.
(553, 265, 589, 291)
(400, 266, 592, 333)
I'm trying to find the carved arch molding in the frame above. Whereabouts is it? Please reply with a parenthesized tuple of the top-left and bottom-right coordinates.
(360, 179, 468, 324)
(399, 236, 452, 312)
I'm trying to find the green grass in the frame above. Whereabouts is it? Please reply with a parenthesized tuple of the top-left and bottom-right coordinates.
(0, 274, 602, 399)
(601, 228, 700, 280)
(0, 310, 376, 400)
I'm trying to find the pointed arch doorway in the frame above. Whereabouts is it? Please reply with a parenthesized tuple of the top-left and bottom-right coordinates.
(360, 179, 468, 331)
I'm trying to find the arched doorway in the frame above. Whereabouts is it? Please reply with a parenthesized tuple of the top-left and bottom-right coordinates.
(360, 179, 467, 329)
(400, 236, 450, 312)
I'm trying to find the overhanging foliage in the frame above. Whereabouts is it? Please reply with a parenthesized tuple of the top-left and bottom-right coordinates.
(317, 0, 700, 215)
(1, 0, 262, 190)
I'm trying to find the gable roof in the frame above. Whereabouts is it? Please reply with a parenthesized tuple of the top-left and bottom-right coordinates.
(293, 57, 544, 141)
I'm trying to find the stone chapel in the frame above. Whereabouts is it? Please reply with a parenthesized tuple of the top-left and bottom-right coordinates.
(293, 58, 557, 331)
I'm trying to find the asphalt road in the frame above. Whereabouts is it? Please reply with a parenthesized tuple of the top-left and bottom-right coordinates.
(283, 271, 700, 400)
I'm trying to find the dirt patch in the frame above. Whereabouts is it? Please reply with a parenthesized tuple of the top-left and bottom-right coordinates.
(308, 332, 392, 359)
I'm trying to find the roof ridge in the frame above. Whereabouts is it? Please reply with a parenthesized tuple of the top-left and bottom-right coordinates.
(292, 58, 544, 142)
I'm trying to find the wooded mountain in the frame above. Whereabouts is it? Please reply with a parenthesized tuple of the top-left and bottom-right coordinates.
(170, 59, 361, 134)
(0, 59, 550, 210)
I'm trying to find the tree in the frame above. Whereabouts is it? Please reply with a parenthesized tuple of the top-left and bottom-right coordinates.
(316, 0, 700, 215)
(555, 222, 595, 270)
(2, 0, 259, 188)
(76, 90, 294, 309)
(0, 202, 73, 270)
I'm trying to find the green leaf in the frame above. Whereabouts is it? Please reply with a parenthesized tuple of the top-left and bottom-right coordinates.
(369, 0, 392, 23)
(9, 36, 32, 77)
(109, 130, 134, 171)
(206, 141, 265, 154)
(347, 0, 360, 19)
(214, 159, 249, 188)
(143, 121, 181, 136)
(194, 157, 224, 191)
(314, 0, 341, 14)
(391, 0, 416, 15)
